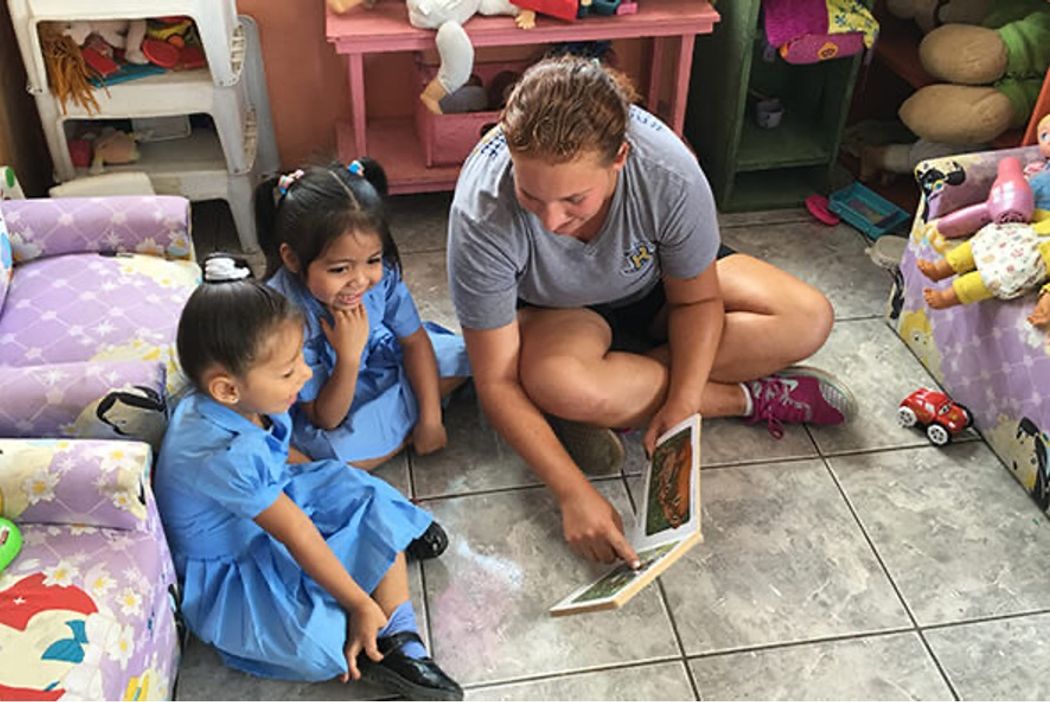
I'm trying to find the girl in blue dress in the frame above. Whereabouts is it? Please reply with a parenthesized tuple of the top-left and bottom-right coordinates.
(255, 158, 470, 469)
(155, 255, 463, 700)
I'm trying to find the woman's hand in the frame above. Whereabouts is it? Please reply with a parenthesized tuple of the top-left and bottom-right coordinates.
(341, 598, 388, 683)
(412, 418, 448, 455)
(322, 306, 370, 363)
(560, 483, 640, 567)
(643, 398, 694, 456)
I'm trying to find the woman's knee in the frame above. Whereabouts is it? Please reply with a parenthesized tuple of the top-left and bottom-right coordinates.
(790, 287, 834, 359)
(519, 354, 607, 419)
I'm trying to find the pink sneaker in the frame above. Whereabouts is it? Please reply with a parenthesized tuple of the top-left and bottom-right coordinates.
(744, 366, 857, 439)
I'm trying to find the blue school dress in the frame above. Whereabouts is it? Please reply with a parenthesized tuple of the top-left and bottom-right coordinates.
(268, 265, 470, 463)
(155, 392, 433, 681)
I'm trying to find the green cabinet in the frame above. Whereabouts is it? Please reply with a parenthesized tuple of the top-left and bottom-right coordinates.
(685, 0, 870, 210)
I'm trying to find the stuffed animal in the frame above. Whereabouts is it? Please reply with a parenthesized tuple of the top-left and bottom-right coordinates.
(328, 0, 535, 114)
(89, 128, 140, 175)
(893, 0, 1050, 146)
(61, 19, 148, 65)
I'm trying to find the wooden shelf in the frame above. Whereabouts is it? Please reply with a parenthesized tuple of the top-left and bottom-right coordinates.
(724, 167, 830, 212)
(737, 114, 832, 171)
(871, 9, 934, 90)
(337, 118, 461, 194)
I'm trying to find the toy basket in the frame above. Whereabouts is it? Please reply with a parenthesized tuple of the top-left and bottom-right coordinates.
(828, 182, 910, 239)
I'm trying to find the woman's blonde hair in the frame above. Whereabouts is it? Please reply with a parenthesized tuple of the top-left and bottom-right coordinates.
(500, 55, 639, 165)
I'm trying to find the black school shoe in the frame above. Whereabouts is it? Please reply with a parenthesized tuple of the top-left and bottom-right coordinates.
(359, 631, 464, 701)
(406, 521, 449, 561)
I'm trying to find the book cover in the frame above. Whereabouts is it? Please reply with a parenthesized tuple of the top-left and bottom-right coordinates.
(549, 413, 702, 616)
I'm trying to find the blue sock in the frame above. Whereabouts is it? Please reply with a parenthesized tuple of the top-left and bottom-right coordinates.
(378, 601, 427, 659)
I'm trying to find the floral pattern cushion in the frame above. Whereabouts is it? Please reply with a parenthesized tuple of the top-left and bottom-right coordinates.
(0, 439, 152, 532)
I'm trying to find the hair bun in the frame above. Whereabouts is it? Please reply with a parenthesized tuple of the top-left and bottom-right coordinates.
(203, 254, 253, 284)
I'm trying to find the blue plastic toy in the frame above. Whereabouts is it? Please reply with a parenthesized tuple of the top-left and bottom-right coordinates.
(828, 182, 910, 239)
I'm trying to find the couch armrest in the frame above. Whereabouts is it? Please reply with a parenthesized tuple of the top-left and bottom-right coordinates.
(0, 196, 193, 264)
(916, 145, 1043, 222)
(0, 360, 168, 450)
(0, 438, 153, 532)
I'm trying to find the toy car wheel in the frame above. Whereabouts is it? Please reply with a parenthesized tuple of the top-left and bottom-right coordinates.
(897, 406, 918, 428)
(926, 423, 951, 446)
(957, 403, 974, 430)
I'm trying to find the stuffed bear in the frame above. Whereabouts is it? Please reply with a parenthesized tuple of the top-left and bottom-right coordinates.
(894, 0, 1050, 145)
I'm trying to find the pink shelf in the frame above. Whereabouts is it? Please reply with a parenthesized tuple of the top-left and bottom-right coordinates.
(336, 118, 462, 194)
(327, 0, 720, 193)
(326, 0, 719, 53)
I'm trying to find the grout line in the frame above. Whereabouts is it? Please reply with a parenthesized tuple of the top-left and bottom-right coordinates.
(654, 578, 703, 701)
(681, 626, 916, 662)
(459, 655, 684, 693)
(818, 455, 961, 701)
(920, 607, 1050, 632)
(412, 474, 624, 505)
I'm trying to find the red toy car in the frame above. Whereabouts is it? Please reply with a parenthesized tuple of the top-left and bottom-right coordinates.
(898, 388, 972, 446)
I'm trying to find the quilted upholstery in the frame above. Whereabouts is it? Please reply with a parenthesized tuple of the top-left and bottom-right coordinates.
(890, 144, 1050, 516)
(0, 207, 11, 312)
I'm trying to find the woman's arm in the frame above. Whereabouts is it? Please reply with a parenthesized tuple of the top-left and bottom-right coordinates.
(399, 327, 446, 453)
(465, 323, 639, 566)
(643, 262, 724, 450)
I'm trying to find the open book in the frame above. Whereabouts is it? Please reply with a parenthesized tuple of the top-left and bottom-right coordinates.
(549, 413, 702, 617)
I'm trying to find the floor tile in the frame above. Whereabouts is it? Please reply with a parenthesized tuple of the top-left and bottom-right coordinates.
(721, 221, 894, 321)
(371, 450, 411, 497)
(804, 318, 956, 455)
(422, 482, 680, 686)
(176, 638, 393, 700)
(653, 459, 910, 655)
(411, 385, 543, 498)
(831, 443, 1050, 625)
(718, 208, 812, 229)
(924, 613, 1050, 701)
(389, 191, 452, 254)
(689, 632, 953, 701)
(466, 661, 696, 701)
(401, 249, 460, 333)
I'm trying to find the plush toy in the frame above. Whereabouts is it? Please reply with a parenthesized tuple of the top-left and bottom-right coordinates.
(61, 19, 148, 65)
(1024, 113, 1050, 211)
(0, 517, 22, 574)
(893, 0, 1050, 146)
(328, 0, 535, 114)
(89, 128, 140, 175)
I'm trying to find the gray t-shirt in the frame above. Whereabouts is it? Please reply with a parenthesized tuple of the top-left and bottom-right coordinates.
(447, 106, 720, 331)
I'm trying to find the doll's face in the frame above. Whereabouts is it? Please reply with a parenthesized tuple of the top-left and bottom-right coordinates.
(1039, 115, 1050, 159)
(510, 145, 628, 240)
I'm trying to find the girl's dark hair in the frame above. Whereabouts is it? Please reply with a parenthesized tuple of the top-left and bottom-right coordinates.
(177, 254, 303, 387)
(254, 157, 400, 279)
(501, 55, 639, 165)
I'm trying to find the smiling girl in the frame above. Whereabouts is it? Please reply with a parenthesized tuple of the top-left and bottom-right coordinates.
(255, 158, 469, 472)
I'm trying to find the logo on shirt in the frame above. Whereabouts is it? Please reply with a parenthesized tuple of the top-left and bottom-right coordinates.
(622, 242, 656, 274)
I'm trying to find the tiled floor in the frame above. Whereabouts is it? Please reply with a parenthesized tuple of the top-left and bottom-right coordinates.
(180, 196, 1050, 700)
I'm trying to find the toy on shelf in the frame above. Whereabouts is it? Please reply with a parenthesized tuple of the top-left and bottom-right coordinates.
(62, 20, 148, 65)
(329, 0, 535, 115)
(0, 517, 23, 574)
(89, 127, 140, 174)
(924, 157, 1035, 251)
(898, 387, 972, 446)
(40, 23, 101, 114)
(515, 0, 578, 21)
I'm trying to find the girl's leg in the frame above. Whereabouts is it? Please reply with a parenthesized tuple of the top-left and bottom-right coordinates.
(439, 376, 468, 396)
(370, 552, 427, 659)
(350, 438, 409, 471)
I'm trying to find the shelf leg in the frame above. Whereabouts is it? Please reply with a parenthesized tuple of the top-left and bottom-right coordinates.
(670, 33, 696, 135)
(648, 37, 665, 122)
(348, 51, 368, 157)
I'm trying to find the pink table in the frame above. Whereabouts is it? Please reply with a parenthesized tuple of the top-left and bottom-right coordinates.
(326, 0, 720, 194)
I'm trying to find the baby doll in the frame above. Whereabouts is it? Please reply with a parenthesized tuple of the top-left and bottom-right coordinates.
(327, 0, 535, 114)
(1024, 114, 1050, 213)
(917, 220, 1050, 327)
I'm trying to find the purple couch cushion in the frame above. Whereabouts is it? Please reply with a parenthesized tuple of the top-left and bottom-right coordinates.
(0, 360, 167, 448)
(0, 253, 197, 368)
(0, 439, 152, 532)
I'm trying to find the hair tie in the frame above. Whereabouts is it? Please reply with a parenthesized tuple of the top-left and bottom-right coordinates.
(274, 168, 305, 204)
(203, 254, 253, 284)
(347, 159, 365, 177)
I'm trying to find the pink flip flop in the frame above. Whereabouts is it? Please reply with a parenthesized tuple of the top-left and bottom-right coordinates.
(805, 194, 840, 226)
